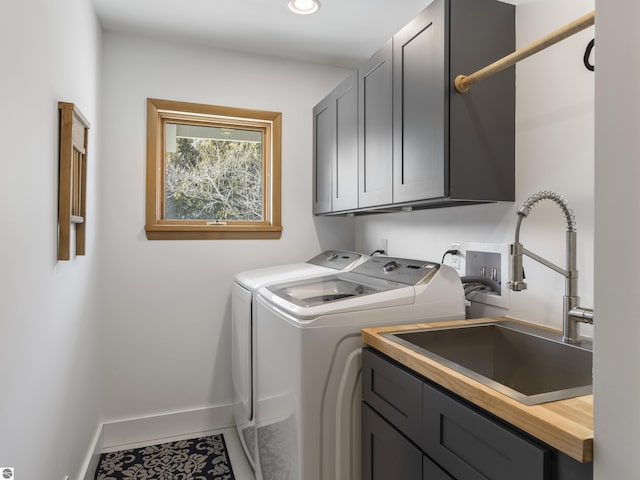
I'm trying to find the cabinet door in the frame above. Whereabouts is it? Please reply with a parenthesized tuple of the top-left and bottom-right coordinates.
(313, 94, 334, 214)
(423, 456, 453, 480)
(358, 40, 393, 208)
(333, 73, 359, 212)
(362, 403, 422, 480)
(393, 0, 447, 203)
(362, 347, 423, 445)
(422, 381, 550, 480)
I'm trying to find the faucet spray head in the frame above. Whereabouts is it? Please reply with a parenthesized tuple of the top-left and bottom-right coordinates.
(508, 241, 527, 291)
(516, 204, 532, 218)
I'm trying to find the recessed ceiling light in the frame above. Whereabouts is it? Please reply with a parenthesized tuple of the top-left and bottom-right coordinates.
(288, 0, 320, 15)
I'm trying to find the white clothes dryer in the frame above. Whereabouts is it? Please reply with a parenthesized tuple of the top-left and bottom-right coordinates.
(252, 257, 465, 480)
(231, 250, 367, 468)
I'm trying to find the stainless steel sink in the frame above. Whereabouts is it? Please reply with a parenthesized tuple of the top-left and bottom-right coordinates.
(383, 320, 592, 405)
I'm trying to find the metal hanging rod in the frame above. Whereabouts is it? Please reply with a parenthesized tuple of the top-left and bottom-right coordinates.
(455, 10, 595, 94)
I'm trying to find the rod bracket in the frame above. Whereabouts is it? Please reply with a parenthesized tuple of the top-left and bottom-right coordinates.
(454, 75, 470, 93)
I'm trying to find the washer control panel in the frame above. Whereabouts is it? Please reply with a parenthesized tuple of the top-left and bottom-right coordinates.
(350, 257, 440, 285)
(307, 250, 363, 270)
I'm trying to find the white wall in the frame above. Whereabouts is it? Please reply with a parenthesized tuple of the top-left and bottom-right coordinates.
(355, 0, 595, 333)
(593, 0, 640, 477)
(98, 32, 355, 424)
(0, 0, 102, 479)
(6, 0, 633, 477)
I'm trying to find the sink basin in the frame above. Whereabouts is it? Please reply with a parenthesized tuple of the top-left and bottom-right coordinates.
(383, 321, 592, 405)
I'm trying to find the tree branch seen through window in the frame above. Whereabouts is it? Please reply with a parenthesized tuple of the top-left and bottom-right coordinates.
(145, 99, 282, 240)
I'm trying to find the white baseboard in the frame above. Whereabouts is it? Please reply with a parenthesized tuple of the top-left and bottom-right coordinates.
(80, 424, 104, 480)
(78, 404, 235, 479)
(101, 404, 235, 450)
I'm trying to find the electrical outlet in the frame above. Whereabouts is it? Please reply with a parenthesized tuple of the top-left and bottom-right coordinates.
(450, 243, 461, 270)
(379, 239, 388, 255)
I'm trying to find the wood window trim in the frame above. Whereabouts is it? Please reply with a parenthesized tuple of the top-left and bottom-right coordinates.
(145, 98, 282, 240)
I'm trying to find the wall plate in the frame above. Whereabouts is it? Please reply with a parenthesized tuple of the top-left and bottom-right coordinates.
(460, 242, 510, 309)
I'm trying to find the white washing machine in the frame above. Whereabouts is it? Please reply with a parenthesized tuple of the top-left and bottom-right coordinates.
(231, 250, 368, 468)
(252, 256, 465, 480)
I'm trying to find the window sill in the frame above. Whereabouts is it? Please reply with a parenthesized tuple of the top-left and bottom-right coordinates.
(144, 224, 283, 240)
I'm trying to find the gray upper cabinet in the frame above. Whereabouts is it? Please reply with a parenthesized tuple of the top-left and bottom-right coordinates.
(313, 73, 359, 214)
(313, 94, 333, 214)
(392, 0, 515, 208)
(447, 0, 515, 202)
(334, 74, 359, 211)
(314, 0, 515, 215)
(393, 0, 446, 204)
(358, 40, 393, 209)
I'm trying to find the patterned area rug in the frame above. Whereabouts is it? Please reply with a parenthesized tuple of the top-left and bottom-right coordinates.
(95, 434, 235, 480)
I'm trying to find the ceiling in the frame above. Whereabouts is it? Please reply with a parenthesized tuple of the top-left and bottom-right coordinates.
(91, 0, 437, 67)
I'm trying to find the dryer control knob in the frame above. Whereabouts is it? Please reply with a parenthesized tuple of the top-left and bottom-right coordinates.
(383, 261, 399, 273)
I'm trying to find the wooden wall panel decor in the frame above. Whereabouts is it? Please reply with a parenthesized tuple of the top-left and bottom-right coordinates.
(58, 102, 90, 260)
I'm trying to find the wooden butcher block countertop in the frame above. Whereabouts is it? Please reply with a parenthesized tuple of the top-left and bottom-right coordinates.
(361, 317, 594, 463)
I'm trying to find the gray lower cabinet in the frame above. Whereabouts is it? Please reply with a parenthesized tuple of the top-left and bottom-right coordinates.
(362, 404, 424, 479)
(362, 347, 593, 480)
(422, 383, 548, 480)
(312, 72, 358, 214)
(363, 403, 452, 480)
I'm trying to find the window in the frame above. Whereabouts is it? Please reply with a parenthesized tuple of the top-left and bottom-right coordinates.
(145, 98, 282, 240)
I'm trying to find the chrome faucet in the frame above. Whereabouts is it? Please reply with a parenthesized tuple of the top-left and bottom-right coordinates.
(508, 191, 594, 344)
